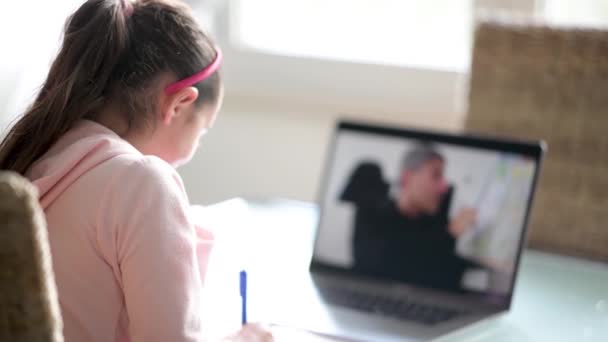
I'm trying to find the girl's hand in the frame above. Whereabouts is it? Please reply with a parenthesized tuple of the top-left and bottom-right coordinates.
(223, 323, 274, 342)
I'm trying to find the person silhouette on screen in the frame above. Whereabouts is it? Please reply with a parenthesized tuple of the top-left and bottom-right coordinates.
(340, 143, 480, 293)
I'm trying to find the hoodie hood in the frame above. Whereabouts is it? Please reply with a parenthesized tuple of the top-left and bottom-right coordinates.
(27, 120, 140, 210)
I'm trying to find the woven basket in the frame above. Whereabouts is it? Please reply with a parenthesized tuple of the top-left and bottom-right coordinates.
(0, 172, 63, 342)
(465, 19, 608, 261)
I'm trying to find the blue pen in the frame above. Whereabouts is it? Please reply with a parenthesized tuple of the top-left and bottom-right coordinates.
(240, 270, 247, 325)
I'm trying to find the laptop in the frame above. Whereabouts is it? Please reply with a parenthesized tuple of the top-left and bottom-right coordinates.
(257, 120, 544, 341)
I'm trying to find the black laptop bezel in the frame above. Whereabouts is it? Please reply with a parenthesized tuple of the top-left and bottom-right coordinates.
(310, 119, 545, 311)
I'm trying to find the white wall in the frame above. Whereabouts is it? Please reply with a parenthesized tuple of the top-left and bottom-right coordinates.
(179, 0, 548, 204)
(178, 96, 467, 205)
(179, 0, 476, 204)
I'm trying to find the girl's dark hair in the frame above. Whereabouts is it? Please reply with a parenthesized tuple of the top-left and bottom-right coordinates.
(0, 0, 221, 174)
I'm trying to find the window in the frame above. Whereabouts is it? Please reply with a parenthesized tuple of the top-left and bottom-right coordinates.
(231, 0, 474, 72)
(542, 0, 608, 27)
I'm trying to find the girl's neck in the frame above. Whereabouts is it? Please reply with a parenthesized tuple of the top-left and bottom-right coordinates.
(95, 101, 130, 137)
(95, 102, 154, 155)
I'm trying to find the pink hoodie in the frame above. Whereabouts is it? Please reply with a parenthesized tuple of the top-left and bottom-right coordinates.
(26, 120, 213, 342)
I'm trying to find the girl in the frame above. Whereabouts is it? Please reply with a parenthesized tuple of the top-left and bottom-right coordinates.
(0, 0, 272, 341)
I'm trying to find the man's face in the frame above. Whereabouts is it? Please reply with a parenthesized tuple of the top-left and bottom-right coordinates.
(401, 158, 449, 215)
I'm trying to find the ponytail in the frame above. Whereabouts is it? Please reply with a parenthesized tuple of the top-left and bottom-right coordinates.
(0, 0, 130, 174)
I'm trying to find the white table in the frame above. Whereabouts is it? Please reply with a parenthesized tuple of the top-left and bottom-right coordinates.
(195, 199, 608, 341)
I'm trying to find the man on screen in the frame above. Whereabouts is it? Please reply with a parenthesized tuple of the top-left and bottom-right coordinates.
(341, 143, 480, 292)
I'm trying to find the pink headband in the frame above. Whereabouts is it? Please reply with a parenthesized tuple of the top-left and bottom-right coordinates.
(165, 47, 223, 95)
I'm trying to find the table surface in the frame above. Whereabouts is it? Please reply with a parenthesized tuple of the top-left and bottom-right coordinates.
(194, 199, 608, 342)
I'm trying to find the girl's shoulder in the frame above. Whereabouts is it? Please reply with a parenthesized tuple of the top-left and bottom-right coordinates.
(91, 153, 192, 231)
(93, 153, 187, 202)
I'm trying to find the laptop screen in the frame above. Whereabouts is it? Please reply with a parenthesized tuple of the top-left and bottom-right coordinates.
(312, 121, 543, 305)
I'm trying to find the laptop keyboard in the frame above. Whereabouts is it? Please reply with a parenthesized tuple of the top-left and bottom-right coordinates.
(319, 286, 467, 326)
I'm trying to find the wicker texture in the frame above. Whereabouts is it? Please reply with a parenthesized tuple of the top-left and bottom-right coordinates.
(0, 172, 63, 342)
(465, 20, 608, 261)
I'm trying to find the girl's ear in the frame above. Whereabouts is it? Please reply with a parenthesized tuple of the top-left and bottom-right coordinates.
(161, 86, 199, 125)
